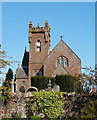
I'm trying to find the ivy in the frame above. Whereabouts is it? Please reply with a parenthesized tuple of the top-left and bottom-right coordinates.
(27, 91, 64, 119)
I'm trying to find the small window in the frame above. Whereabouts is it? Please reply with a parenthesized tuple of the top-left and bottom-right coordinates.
(14, 83, 16, 92)
(65, 58, 68, 67)
(35, 70, 37, 76)
(22, 81, 25, 86)
(36, 40, 41, 52)
(61, 57, 64, 67)
(56, 59, 59, 67)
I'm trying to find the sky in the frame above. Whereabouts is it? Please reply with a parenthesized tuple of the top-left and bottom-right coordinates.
(1, 2, 95, 77)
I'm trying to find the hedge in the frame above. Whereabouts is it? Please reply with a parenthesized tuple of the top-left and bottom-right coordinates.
(31, 75, 82, 92)
(31, 76, 55, 91)
(56, 75, 74, 92)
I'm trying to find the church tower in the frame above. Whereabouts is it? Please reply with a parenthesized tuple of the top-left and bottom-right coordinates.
(28, 20, 50, 87)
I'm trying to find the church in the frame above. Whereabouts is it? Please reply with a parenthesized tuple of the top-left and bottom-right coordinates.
(13, 20, 81, 92)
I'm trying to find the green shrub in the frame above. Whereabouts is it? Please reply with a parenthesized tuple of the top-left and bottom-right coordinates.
(31, 76, 55, 90)
(19, 86, 25, 93)
(14, 112, 22, 118)
(31, 115, 40, 120)
(73, 76, 82, 93)
(56, 75, 74, 92)
(80, 99, 97, 118)
(27, 91, 64, 119)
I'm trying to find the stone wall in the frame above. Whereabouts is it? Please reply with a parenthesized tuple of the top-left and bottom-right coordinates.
(0, 92, 96, 119)
(44, 40, 81, 77)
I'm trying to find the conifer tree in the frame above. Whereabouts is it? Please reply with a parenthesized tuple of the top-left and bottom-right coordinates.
(5, 68, 13, 88)
(2, 68, 13, 105)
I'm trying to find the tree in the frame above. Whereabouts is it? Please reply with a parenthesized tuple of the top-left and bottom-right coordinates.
(0, 44, 13, 74)
(0, 44, 18, 105)
(4, 68, 13, 88)
(2, 68, 13, 105)
(78, 67, 96, 93)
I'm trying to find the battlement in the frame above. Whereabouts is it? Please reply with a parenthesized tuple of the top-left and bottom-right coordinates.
(29, 19, 50, 33)
(29, 26, 50, 33)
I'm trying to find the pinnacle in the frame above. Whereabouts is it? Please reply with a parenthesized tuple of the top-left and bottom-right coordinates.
(37, 23, 40, 28)
(45, 19, 48, 24)
(29, 19, 32, 25)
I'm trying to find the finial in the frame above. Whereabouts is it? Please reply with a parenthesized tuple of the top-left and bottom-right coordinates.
(45, 19, 48, 24)
(60, 36, 63, 40)
(29, 19, 32, 25)
(37, 23, 40, 28)
(45, 19, 49, 27)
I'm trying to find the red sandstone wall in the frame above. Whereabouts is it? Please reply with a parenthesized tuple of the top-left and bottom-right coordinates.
(16, 78, 28, 92)
(29, 32, 50, 87)
(44, 40, 81, 77)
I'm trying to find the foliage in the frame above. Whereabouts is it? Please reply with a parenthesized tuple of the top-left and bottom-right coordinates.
(2, 68, 13, 88)
(56, 75, 74, 92)
(31, 76, 55, 90)
(19, 86, 25, 93)
(11, 112, 22, 119)
(2, 68, 13, 105)
(79, 67, 96, 93)
(73, 76, 82, 93)
(31, 115, 40, 120)
(80, 99, 97, 118)
(0, 44, 18, 85)
(1, 86, 11, 105)
(27, 91, 64, 119)
(0, 44, 13, 75)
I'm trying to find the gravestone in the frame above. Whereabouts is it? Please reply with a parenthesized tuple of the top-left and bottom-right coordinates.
(53, 85, 60, 91)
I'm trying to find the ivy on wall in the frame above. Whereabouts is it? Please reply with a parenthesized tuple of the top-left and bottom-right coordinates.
(27, 91, 64, 119)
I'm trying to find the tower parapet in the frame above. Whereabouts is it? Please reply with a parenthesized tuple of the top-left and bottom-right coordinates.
(29, 21, 50, 34)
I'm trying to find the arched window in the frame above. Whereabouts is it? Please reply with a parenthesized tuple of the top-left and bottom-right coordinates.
(13, 83, 16, 92)
(61, 57, 64, 67)
(56, 59, 59, 67)
(39, 69, 42, 76)
(65, 58, 68, 67)
(35, 70, 37, 76)
(36, 40, 41, 52)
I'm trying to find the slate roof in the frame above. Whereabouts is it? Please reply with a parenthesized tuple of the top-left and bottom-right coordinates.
(21, 48, 29, 76)
(22, 50, 29, 67)
(16, 66, 28, 79)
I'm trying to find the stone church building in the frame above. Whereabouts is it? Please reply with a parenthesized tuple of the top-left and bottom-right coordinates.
(12, 20, 81, 93)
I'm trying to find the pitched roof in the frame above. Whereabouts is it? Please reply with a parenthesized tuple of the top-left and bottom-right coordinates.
(22, 49, 29, 67)
(16, 66, 28, 79)
(49, 39, 81, 61)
